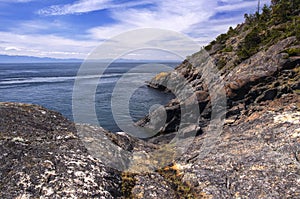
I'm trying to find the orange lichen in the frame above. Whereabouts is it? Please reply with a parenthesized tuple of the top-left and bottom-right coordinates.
(154, 72, 168, 81)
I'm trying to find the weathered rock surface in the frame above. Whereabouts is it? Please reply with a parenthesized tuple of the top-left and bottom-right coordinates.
(179, 94, 300, 198)
(142, 36, 300, 136)
(132, 20, 300, 198)
(0, 103, 122, 199)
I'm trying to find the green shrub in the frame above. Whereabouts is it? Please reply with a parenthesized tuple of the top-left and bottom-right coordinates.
(262, 28, 282, 46)
(237, 27, 262, 60)
(204, 40, 217, 51)
(216, 33, 229, 44)
(285, 48, 300, 56)
(295, 24, 300, 40)
(204, 44, 212, 51)
(222, 45, 233, 52)
(217, 58, 227, 70)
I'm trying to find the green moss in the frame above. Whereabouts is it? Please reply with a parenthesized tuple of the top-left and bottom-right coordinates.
(294, 90, 300, 94)
(293, 65, 300, 74)
(157, 163, 197, 198)
(121, 172, 137, 198)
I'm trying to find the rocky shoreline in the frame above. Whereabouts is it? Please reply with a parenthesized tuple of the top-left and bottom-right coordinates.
(1, 2, 300, 197)
(0, 95, 299, 198)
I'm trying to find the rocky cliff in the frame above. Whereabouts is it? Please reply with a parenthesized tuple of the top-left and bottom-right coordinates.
(1, 1, 300, 198)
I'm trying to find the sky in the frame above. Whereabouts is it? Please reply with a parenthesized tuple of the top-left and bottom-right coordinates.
(0, 0, 270, 60)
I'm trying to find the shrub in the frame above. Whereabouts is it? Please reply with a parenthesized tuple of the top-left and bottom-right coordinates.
(296, 24, 300, 40)
(222, 45, 233, 52)
(217, 58, 227, 70)
(285, 48, 300, 56)
(216, 33, 229, 44)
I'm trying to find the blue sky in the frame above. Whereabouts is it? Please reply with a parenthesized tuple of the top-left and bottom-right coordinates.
(0, 0, 270, 60)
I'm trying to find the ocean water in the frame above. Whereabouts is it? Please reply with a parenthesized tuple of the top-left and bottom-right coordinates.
(0, 62, 177, 132)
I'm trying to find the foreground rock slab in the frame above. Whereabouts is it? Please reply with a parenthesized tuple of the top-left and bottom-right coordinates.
(0, 103, 122, 199)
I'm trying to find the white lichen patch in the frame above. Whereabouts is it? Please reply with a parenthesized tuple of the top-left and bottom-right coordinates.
(45, 170, 56, 177)
(292, 128, 300, 138)
(41, 187, 54, 196)
(43, 160, 54, 169)
(16, 172, 31, 189)
(11, 137, 28, 143)
(74, 171, 85, 177)
(274, 112, 300, 124)
(56, 136, 63, 140)
(15, 194, 31, 199)
(65, 132, 77, 139)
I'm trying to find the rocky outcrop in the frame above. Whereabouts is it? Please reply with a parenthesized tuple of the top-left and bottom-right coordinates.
(178, 93, 300, 198)
(0, 103, 122, 198)
(130, 22, 300, 198)
(142, 36, 300, 139)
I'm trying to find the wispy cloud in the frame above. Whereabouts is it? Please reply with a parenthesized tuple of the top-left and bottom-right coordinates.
(38, 0, 152, 16)
(88, 0, 271, 42)
(9, 20, 68, 34)
(0, 31, 96, 59)
(217, 0, 270, 12)
(0, 0, 271, 60)
(89, 0, 218, 40)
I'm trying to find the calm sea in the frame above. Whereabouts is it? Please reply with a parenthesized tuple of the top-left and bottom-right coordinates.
(0, 62, 177, 132)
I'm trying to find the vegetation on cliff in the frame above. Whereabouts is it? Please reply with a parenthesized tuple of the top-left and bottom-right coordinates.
(205, 0, 300, 69)
(140, 1, 300, 197)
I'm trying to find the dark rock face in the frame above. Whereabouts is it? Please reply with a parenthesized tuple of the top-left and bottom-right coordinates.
(0, 103, 122, 198)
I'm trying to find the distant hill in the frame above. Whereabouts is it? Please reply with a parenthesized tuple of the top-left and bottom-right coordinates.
(0, 55, 181, 63)
(0, 55, 83, 63)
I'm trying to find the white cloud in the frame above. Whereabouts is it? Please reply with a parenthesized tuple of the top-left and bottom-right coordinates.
(85, 0, 272, 61)
(38, 0, 152, 16)
(9, 20, 68, 34)
(0, 32, 96, 59)
(89, 0, 217, 40)
(216, 0, 270, 12)
(87, 0, 271, 46)
(4, 46, 21, 51)
(1, 0, 272, 60)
